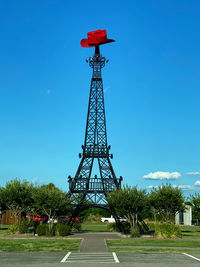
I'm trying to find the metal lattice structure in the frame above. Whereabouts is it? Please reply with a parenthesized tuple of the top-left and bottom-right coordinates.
(68, 45, 123, 229)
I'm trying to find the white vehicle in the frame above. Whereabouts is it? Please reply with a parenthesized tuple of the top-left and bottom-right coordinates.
(101, 215, 127, 223)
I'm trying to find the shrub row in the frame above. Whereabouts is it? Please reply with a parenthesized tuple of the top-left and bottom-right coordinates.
(36, 221, 82, 236)
(147, 222, 182, 239)
(7, 219, 82, 236)
(107, 222, 140, 237)
(7, 219, 32, 234)
(36, 223, 71, 236)
(107, 221, 182, 239)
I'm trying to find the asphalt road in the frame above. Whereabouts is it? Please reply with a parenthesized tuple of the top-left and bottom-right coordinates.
(0, 252, 200, 266)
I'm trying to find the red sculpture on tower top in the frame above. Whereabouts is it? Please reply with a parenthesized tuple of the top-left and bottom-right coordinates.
(80, 29, 115, 47)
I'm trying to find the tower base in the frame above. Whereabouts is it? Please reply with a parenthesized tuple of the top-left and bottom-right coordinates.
(68, 202, 124, 233)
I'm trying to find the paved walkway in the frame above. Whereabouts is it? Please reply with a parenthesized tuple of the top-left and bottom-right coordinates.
(69, 232, 121, 252)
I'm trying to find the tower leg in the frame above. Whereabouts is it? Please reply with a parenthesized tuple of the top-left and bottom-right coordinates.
(68, 193, 87, 229)
(109, 207, 124, 233)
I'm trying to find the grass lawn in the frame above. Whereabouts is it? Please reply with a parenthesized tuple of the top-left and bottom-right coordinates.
(107, 238, 200, 253)
(106, 239, 200, 248)
(180, 225, 200, 239)
(109, 247, 200, 253)
(0, 224, 9, 236)
(82, 222, 108, 232)
(0, 239, 82, 252)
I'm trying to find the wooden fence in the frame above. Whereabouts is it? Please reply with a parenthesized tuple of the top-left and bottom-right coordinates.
(1, 210, 22, 225)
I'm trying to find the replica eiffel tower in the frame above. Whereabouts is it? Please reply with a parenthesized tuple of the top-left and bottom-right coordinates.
(67, 30, 123, 231)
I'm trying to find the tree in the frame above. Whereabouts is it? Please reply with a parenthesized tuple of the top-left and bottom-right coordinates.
(2, 179, 34, 223)
(0, 186, 7, 225)
(0, 186, 6, 211)
(149, 184, 185, 222)
(189, 193, 200, 221)
(106, 185, 147, 231)
(33, 183, 71, 231)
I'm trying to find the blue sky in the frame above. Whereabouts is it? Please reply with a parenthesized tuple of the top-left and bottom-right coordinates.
(0, 0, 200, 195)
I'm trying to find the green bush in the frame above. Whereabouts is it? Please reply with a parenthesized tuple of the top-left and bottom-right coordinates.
(107, 222, 131, 233)
(56, 224, 71, 236)
(121, 222, 131, 233)
(36, 223, 58, 236)
(147, 222, 182, 239)
(131, 225, 140, 237)
(86, 214, 101, 223)
(7, 223, 20, 234)
(72, 221, 82, 232)
(7, 219, 31, 234)
(18, 219, 30, 233)
(36, 224, 49, 236)
(46, 228, 55, 237)
(107, 222, 118, 232)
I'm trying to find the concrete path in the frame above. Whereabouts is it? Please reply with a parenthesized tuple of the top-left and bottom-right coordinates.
(69, 232, 121, 252)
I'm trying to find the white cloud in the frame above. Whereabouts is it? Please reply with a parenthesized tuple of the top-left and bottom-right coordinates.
(175, 185, 194, 190)
(143, 171, 181, 180)
(147, 184, 197, 191)
(46, 89, 51, 95)
(187, 172, 200, 176)
(194, 180, 200, 186)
